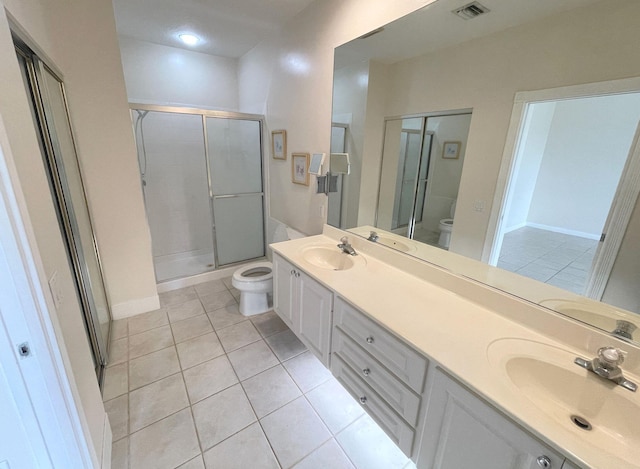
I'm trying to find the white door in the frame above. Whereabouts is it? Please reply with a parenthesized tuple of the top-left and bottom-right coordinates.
(418, 369, 563, 469)
(273, 254, 295, 328)
(585, 121, 640, 299)
(0, 320, 44, 468)
(297, 272, 333, 366)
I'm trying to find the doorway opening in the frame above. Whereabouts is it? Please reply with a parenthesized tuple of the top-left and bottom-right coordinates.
(492, 91, 640, 297)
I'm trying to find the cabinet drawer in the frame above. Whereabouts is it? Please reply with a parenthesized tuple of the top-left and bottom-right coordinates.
(333, 329, 421, 426)
(334, 297, 427, 393)
(332, 355, 415, 457)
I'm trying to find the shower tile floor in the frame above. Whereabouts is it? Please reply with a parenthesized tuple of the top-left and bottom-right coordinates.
(497, 226, 598, 294)
(104, 277, 415, 469)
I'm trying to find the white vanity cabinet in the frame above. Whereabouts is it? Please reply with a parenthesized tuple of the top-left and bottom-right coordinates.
(417, 369, 566, 469)
(273, 253, 333, 365)
(331, 297, 428, 457)
(272, 245, 586, 469)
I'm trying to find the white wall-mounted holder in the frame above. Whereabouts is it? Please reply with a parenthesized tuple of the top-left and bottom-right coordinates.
(330, 152, 350, 175)
(316, 172, 339, 195)
(309, 153, 325, 176)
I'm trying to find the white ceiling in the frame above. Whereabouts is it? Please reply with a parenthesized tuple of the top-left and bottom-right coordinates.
(111, 0, 317, 58)
(335, 0, 602, 68)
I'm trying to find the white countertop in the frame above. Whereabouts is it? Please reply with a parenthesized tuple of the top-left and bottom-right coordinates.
(271, 230, 640, 469)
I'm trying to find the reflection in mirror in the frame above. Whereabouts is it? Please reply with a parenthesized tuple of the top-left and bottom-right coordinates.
(329, 0, 640, 345)
(376, 113, 471, 246)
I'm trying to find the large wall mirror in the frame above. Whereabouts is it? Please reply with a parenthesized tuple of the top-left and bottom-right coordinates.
(329, 0, 640, 346)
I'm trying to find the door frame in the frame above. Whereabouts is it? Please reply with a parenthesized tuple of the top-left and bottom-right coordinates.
(0, 116, 95, 466)
(484, 77, 640, 300)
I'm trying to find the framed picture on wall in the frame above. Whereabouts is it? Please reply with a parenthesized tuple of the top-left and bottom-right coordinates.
(442, 141, 461, 159)
(292, 153, 310, 185)
(272, 130, 287, 160)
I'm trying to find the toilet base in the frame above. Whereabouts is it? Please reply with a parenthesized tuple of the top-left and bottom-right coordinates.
(438, 231, 452, 249)
(239, 291, 271, 316)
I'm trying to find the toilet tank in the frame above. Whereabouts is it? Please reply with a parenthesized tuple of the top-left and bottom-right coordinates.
(450, 199, 457, 218)
(272, 222, 306, 243)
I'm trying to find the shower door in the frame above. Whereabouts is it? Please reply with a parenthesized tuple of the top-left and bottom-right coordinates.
(393, 129, 423, 229)
(133, 106, 266, 281)
(134, 111, 214, 282)
(207, 118, 265, 265)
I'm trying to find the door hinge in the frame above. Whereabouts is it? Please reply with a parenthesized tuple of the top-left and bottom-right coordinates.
(600, 233, 606, 242)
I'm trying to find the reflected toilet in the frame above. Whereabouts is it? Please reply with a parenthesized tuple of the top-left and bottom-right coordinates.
(438, 200, 457, 249)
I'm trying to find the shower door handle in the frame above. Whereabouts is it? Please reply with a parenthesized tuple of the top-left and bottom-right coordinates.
(212, 192, 265, 200)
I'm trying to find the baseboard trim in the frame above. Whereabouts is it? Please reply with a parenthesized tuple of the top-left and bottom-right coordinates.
(526, 222, 599, 240)
(101, 413, 112, 469)
(110, 295, 160, 320)
(156, 264, 243, 293)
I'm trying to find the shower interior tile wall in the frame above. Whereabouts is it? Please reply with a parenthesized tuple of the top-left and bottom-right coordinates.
(104, 278, 416, 469)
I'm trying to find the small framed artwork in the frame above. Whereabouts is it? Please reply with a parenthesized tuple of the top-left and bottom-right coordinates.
(442, 141, 461, 159)
(272, 130, 287, 160)
(292, 153, 310, 185)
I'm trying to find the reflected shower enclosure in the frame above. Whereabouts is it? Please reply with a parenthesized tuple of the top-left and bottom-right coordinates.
(132, 106, 266, 282)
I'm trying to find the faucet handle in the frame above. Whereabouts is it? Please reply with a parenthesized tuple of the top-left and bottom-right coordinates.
(340, 236, 349, 244)
(597, 346, 625, 366)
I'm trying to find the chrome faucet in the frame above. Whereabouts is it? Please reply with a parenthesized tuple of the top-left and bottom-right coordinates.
(575, 346, 637, 392)
(612, 320, 637, 341)
(337, 236, 357, 256)
(367, 231, 379, 242)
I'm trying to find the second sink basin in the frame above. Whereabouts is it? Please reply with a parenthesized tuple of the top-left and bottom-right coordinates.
(301, 246, 366, 271)
(488, 338, 640, 465)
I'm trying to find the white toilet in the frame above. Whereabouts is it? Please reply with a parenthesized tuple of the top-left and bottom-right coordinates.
(438, 199, 457, 249)
(232, 223, 303, 316)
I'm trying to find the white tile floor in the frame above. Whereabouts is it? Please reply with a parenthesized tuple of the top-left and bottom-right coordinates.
(497, 226, 598, 294)
(105, 278, 415, 469)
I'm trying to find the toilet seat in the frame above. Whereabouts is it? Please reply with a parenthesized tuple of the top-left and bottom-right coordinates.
(440, 218, 453, 227)
(233, 261, 273, 284)
(232, 261, 273, 316)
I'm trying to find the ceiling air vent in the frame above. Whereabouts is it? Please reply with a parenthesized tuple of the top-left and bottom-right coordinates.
(453, 1, 490, 20)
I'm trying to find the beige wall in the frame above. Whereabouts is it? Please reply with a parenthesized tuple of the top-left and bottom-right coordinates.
(238, 0, 437, 235)
(1, 1, 158, 320)
(332, 61, 369, 228)
(120, 35, 240, 109)
(0, 0, 158, 461)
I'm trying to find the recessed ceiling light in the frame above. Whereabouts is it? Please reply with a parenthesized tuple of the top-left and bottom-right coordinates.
(179, 34, 199, 46)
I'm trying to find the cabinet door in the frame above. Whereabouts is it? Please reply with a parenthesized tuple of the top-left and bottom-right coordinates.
(418, 369, 564, 469)
(273, 254, 295, 328)
(297, 271, 333, 366)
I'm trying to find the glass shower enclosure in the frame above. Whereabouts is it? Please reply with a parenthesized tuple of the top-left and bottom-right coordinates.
(131, 105, 266, 282)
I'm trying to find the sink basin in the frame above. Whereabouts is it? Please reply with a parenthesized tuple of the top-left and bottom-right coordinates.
(301, 246, 366, 271)
(375, 236, 414, 252)
(488, 338, 640, 464)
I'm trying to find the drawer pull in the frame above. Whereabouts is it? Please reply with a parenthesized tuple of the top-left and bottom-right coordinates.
(536, 456, 551, 468)
(362, 368, 370, 376)
(359, 396, 367, 405)
(365, 336, 374, 344)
